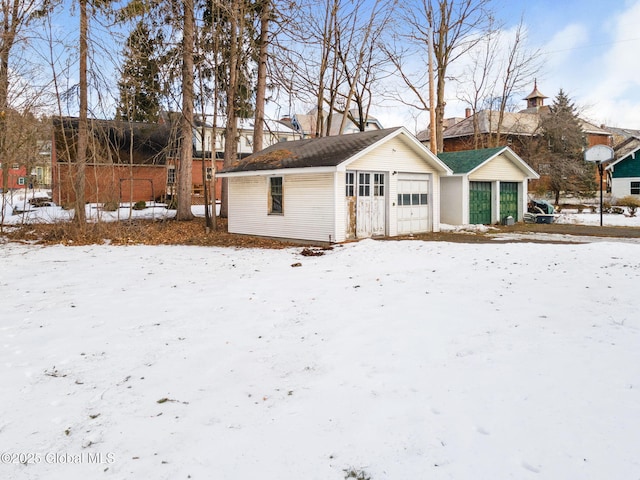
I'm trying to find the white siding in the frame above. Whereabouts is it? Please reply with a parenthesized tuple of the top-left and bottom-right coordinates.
(347, 136, 442, 233)
(520, 181, 529, 221)
(348, 136, 439, 174)
(469, 153, 528, 181)
(227, 173, 336, 242)
(440, 176, 466, 225)
(611, 177, 640, 200)
(334, 173, 347, 242)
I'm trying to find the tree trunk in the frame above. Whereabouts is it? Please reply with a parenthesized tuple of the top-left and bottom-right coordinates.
(221, 1, 240, 218)
(428, 27, 437, 154)
(1, 48, 9, 206)
(75, 0, 88, 224)
(252, 0, 270, 153)
(177, 0, 195, 221)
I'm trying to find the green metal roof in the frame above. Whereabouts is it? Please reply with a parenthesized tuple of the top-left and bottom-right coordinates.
(437, 147, 505, 174)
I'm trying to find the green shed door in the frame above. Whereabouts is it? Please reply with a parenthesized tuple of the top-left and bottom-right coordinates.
(469, 182, 492, 224)
(500, 182, 519, 221)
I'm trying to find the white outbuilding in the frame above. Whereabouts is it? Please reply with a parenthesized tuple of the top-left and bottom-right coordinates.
(218, 127, 452, 243)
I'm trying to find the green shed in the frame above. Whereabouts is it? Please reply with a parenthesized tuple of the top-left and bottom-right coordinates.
(438, 146, 539, 225)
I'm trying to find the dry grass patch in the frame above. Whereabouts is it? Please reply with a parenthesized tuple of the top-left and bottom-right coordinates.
(3, 217, 298, 249)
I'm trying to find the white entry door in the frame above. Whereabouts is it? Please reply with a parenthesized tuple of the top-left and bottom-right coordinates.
(355, 172, 385, 238)
(397, 176, 430, 234)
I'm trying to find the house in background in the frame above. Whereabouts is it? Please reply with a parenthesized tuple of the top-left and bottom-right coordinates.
(0, 141, 52, 193)
(218, 127, 452, 243)
(0, 163, 29, 191)
(441, 86, 612, 154)
(439, 84, 612, 194)
(52, 118, 183, 205)
(606, 136, 640, 200)
(192, 116, 302, 158)
(52, 115, 299, 207)
(438, 146, 539, 225)
(284, 108, 384, 138)
(602, 126, 640, 147)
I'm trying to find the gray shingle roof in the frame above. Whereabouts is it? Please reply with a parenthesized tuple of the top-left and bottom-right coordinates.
(614, 136, 640, 159)
(220, 127, 402, 173)
(442, 110, 540, 138)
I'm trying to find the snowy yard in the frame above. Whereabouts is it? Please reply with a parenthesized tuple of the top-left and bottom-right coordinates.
(1, 236, 640, 479)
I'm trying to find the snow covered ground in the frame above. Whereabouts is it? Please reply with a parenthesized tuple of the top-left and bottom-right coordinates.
(2, 235, 640, 479)
(0, 190, 218, 225)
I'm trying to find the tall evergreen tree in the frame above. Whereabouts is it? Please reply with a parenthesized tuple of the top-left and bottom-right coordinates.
(539, 89, 590, 204)
(116, 20, 161, 123)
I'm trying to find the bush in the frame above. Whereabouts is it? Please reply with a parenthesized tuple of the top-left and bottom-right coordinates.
(165, 198, 177, 210)
(616, 196, 640, 217)
(611, 206, 625, 215)
(133, 200, 146, 210)
(102, 201, 119, 212)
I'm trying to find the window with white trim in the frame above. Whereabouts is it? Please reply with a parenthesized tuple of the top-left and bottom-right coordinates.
(631, 181, 640, 195)
(345, 172, 355, 196)
(167, 166, 176, 185)
(358, 173, 370, 196)
(373, 173, 384, 196)
(269, 177, 283, 214)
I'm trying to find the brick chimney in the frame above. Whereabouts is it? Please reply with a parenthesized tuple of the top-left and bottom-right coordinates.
(465, 108, 471, 118)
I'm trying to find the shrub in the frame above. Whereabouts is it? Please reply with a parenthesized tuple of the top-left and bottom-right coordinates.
(133, 200, 146, 210)
(165, 198, 178, 210)
(344, 469, 371, 480)
(611, 206, 625, 215)
(102, 201, 119, 212)
(616, 196, 640, 217)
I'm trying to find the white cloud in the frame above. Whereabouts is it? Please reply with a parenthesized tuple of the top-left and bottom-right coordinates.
(541, 23, 590, 71)
(581, 1, 640, 128)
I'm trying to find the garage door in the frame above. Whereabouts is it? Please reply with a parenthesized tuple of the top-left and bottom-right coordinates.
(500, 182, 519, 221)
(397, 176, 429, 234)
(469, 181, 492, 224)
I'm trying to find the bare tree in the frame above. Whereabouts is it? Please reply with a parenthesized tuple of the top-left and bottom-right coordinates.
(1, 0, 48, 213)
(388, 0, 494, 152)
(272, 0, 395, 137)
(491, 19, 540, 147)
(455, 26, 498, 148)
(336, 0, 396, 133)
(73, 0, 88, 224)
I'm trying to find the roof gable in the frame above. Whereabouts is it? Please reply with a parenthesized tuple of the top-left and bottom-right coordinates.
(607, 136, 640, 170)
(438, 147, 505, 174)
(438, 146, 539, 178)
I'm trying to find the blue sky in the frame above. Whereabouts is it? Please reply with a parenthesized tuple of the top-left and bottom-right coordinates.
(378, 0, 640, 132)
(40, 0, 640, 130)
(473, 0, 640, 128)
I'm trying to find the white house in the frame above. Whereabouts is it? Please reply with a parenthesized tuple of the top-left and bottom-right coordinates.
(218, 127, 452, 243)
(288, 108, 384, 138)
(607, 137, 640, 200)
(438, 146, 539, 225)
(193, 116, 302, 158)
